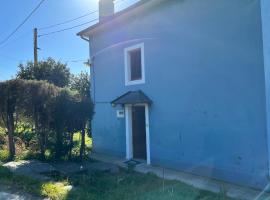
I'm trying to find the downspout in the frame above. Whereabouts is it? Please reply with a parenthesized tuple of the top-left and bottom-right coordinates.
(80, 36, 89, 42)
(80, 35, 96, 104)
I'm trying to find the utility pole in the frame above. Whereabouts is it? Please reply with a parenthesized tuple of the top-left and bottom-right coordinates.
(34, 28, 38, 66)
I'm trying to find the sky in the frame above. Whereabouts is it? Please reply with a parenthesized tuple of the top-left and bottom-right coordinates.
(0, 0, 139, 81)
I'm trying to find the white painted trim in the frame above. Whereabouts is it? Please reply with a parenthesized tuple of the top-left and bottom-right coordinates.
(145, 104, 151, 165)
(124, 43, 145, 86)
(125, 105, 133, 159)
(124, 104, 151, 165)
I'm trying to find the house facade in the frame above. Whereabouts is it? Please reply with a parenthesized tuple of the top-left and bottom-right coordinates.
(78, 0, 270, 189)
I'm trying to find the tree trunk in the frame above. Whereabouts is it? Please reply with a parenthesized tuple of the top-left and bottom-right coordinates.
(39, 131, 45, 160)
(34, 111, 45, 160)
(79, 127, 86, 161)
(68, 132, 74, 160)
(7, 112, 15, 159)
(55, 129, 63, 159)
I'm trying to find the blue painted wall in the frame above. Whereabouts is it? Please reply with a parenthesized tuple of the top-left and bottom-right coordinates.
(88, 0, 269, 188)
(261, 0, 270, 178)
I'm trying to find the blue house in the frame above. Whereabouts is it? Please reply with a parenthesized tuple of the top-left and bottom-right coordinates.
(78, 0, 270, 189)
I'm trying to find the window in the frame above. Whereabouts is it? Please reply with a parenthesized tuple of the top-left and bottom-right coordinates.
(130, 49, 142, 81)
(125, 43, 145, 85)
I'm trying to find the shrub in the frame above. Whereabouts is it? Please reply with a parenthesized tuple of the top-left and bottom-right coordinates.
(14, 123, 35, 147)
(41, 182, 68, 200)
(0, 127, 6, 146)
(0, 127, 5, 135)
(0, 149, 9, 162)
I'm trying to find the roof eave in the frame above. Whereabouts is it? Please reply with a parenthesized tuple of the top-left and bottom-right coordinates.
(77, 0, 161, 37)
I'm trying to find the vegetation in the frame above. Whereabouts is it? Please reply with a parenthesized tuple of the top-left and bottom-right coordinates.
(0, 58, 93, 161)
(0, 58, 231, 200)
(0, 165, 68, 199)
(17, 57, 71, 87)
(0, 164, 232, 200)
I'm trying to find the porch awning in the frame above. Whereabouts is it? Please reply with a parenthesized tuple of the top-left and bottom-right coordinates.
(111, 90, 152, 106)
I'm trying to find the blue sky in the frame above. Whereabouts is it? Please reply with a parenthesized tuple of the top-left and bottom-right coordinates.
(0, 0, 139, 81)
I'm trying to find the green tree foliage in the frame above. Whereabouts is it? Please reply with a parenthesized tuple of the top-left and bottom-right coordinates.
(51, 89, 93, 160)
(71, 72, 93, 139)
(0, 79, 26, 159)
(0, 58, 94, 161)
(51, 89, 76, 158)
(71, 71, 91, 98)
(22, 80, 60, 160)
(17, 58, 71, 87)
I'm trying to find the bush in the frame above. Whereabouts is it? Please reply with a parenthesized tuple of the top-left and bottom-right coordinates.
(41, 182, 68, 200)
(0, 149, 9, 162)
(0, 135, 5, 146)
(15, 123, 35, 147)
(0, 127, 5, 135)
(0, 127, 6, 146)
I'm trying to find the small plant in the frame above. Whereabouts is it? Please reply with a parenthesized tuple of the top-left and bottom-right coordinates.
(41, 182, 69, 200)
(0, 149, 10, 162)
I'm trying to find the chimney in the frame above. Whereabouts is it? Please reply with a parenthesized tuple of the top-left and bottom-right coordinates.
(99, 0, 114, 21)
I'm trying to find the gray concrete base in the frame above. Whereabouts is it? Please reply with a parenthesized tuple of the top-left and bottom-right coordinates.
(90, 153, 270, 200)
(0, 192, 27, 200)
(3, 160, 55, 181)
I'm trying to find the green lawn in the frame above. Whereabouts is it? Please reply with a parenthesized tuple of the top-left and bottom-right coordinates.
(0, 164, 233, 200)
(0, 132, 232, 200)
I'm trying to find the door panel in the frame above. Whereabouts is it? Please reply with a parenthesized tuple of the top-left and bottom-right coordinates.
(132, 106, 146, 160)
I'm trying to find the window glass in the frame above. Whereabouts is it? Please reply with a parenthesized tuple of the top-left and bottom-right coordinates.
(129, 49, 142, 81)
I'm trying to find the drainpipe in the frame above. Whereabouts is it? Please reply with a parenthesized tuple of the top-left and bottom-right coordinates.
(80, 36, 89, 42)
(80, 36, 96, 103)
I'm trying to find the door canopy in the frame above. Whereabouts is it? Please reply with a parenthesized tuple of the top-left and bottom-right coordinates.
(111, 90, 152, 106)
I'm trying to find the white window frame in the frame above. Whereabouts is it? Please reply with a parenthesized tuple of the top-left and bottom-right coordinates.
(124, 43, 145, 86)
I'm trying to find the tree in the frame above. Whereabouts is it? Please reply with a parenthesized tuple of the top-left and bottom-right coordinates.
(50, 88, 75, 159)
(71, 72, 93, 160)
(51, 90, 94, 160)
(0, 79, 26, 158)
(70, 71, 91, 98)
(22, 80, 60, 160)
(17, 58, 71, 87)
(77, 96, 93, 160)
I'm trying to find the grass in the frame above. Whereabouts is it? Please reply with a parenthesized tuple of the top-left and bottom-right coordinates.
(66, 170, 232, 200)
(0, 165, 67, 199)
(0, 163, 233, 200)
(0, 132, 232, 200)
(71, 132, 92, 157)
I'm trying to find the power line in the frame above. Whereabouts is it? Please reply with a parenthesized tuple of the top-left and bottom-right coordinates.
(38, 19, 98, 37)
(0, 53, 25, 62)
(38, 10, 98, 30)
(0, 30, 32, 50)
(37, 0, 130, 38)
(38, 0, 128, 35)
(114, 0, 126, 4)
(0, 0, 46, 47)
(66, 59, 87, 63)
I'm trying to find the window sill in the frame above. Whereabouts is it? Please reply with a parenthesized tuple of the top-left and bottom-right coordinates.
(125, 79, 145, 86)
